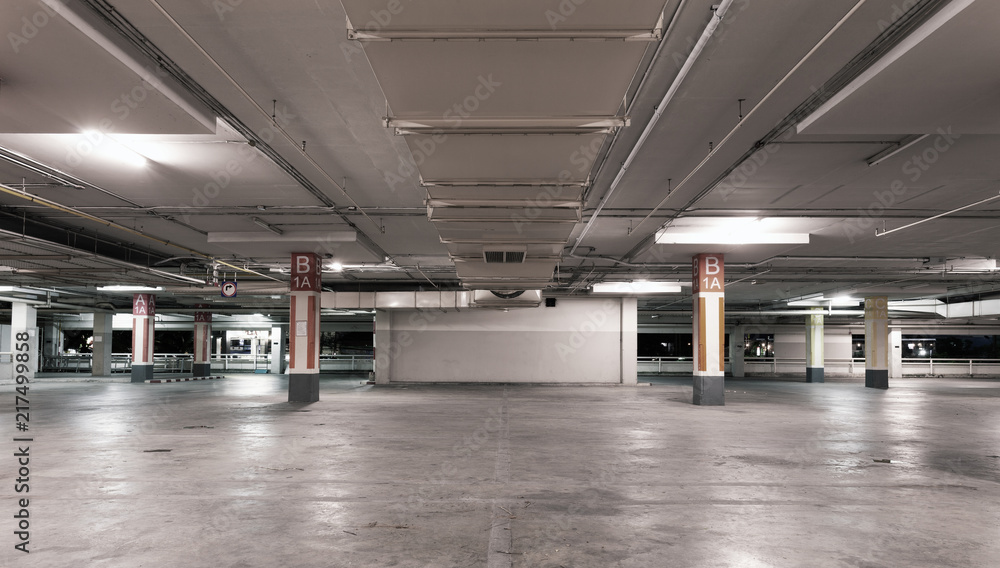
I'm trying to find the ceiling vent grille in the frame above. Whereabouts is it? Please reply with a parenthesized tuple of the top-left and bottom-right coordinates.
(483, 250, 526, 264)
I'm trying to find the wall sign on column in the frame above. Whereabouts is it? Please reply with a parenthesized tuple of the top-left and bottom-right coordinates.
(291, 253, 322, 291)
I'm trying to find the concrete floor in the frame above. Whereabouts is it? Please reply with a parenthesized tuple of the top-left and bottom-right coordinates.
(2, 374, 999, 567)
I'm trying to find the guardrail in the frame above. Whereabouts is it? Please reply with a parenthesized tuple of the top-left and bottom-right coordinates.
(39, 353, 375, 374)
(638, 356, 1000, 377)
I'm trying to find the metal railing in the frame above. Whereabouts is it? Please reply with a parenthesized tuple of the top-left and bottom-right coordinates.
(638, 356, 1000, 377)
(39, 353, 375, 374)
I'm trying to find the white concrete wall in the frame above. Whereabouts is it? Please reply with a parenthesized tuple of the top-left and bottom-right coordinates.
(827, 329, 853, 360)
(774, 332, 806, 359)
(380, 298, 630, 383)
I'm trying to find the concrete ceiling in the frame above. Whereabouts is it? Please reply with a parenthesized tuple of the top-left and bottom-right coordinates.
(1, 0, 999, 321)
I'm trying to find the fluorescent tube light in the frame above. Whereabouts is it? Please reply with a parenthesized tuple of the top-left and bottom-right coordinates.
(97, 285, 163, 291)
(592, 282, 682, 294)
(252, 217, 283, 235)
(657, 232, 809, 245)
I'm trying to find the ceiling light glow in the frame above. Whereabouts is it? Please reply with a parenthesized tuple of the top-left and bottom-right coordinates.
(592, 281, 682, 294)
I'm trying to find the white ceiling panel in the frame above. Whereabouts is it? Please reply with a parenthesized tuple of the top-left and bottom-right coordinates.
(404, 134, 607, 182)
(361, 42, 649, 117)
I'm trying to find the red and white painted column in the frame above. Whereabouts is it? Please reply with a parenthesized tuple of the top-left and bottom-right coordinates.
(192, 308, 212, 377)
(864, 296, 889, 389)
(131, 293, 155, 382)
(692, 253, 725, 405)
(288, 252, 322, 402)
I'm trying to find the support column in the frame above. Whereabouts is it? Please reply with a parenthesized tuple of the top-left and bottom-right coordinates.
(270, 325, 285, 374)
(131, 294, 155, 382)
(621, 297, 638, 385)
(692, 253, 725, 405)
(10, 303, 38, 382)
(373, 310, 391, 384)
(42, 322, 61, 370)
(806, 308, 825, 382)
(864, 296, 889, 389)
(92, 313, 114, 376)
(889, 327, 903, 379)
(288, 252, 321, 402)
(729, 325, 745, 378)
(192, 309, 212, 377)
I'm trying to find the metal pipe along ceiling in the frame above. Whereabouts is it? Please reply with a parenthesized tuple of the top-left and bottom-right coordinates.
(622, 0, 871, 262)
(0, 183, 277, 283)
(570, 0, 733, 256)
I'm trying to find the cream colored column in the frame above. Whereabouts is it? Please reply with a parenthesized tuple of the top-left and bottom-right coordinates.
(864, 296, 889, 389)
(806, 308, 824, 383)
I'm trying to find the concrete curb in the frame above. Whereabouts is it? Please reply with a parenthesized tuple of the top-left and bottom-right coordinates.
(146, 375, 226, 384)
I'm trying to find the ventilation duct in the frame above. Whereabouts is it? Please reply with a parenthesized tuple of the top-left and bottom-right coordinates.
(484, 248, 527, 264)
(470, 289, 542, 309)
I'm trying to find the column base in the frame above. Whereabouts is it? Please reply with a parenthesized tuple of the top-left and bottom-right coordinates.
(288, 374, 320, 402)
(131, 364, 154, 383)
(865, 369, 889, 389)
(806, 367, 825, 383)
(192, 363, 212, 377)
(693, 375, 725, 406)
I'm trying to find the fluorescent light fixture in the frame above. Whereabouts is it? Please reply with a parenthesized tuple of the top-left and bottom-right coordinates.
(252, 217, 283, 235)
(787, 296, 859, 307)
(797, 0, 975, 134)
(592, 281, 682, 294)
(209, 231, 355, 243)
(866, 134, 930, 166)
(656, 217, 810, 245)
(328, 261, 344, 272)
(97, 285, 163, 292)
(657, 232, 810, 245)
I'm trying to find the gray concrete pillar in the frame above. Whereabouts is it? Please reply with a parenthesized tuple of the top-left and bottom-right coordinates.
(10, 303, 38, 382)
(92, 313, 114, 376)
(270, 325, 285, 374)
(373, 309, 391, 384)
(729, 325, 745, 378)
(889, 327, 903, 379)
(42, 322, 62, 365)
(621, 297, 638, 385)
